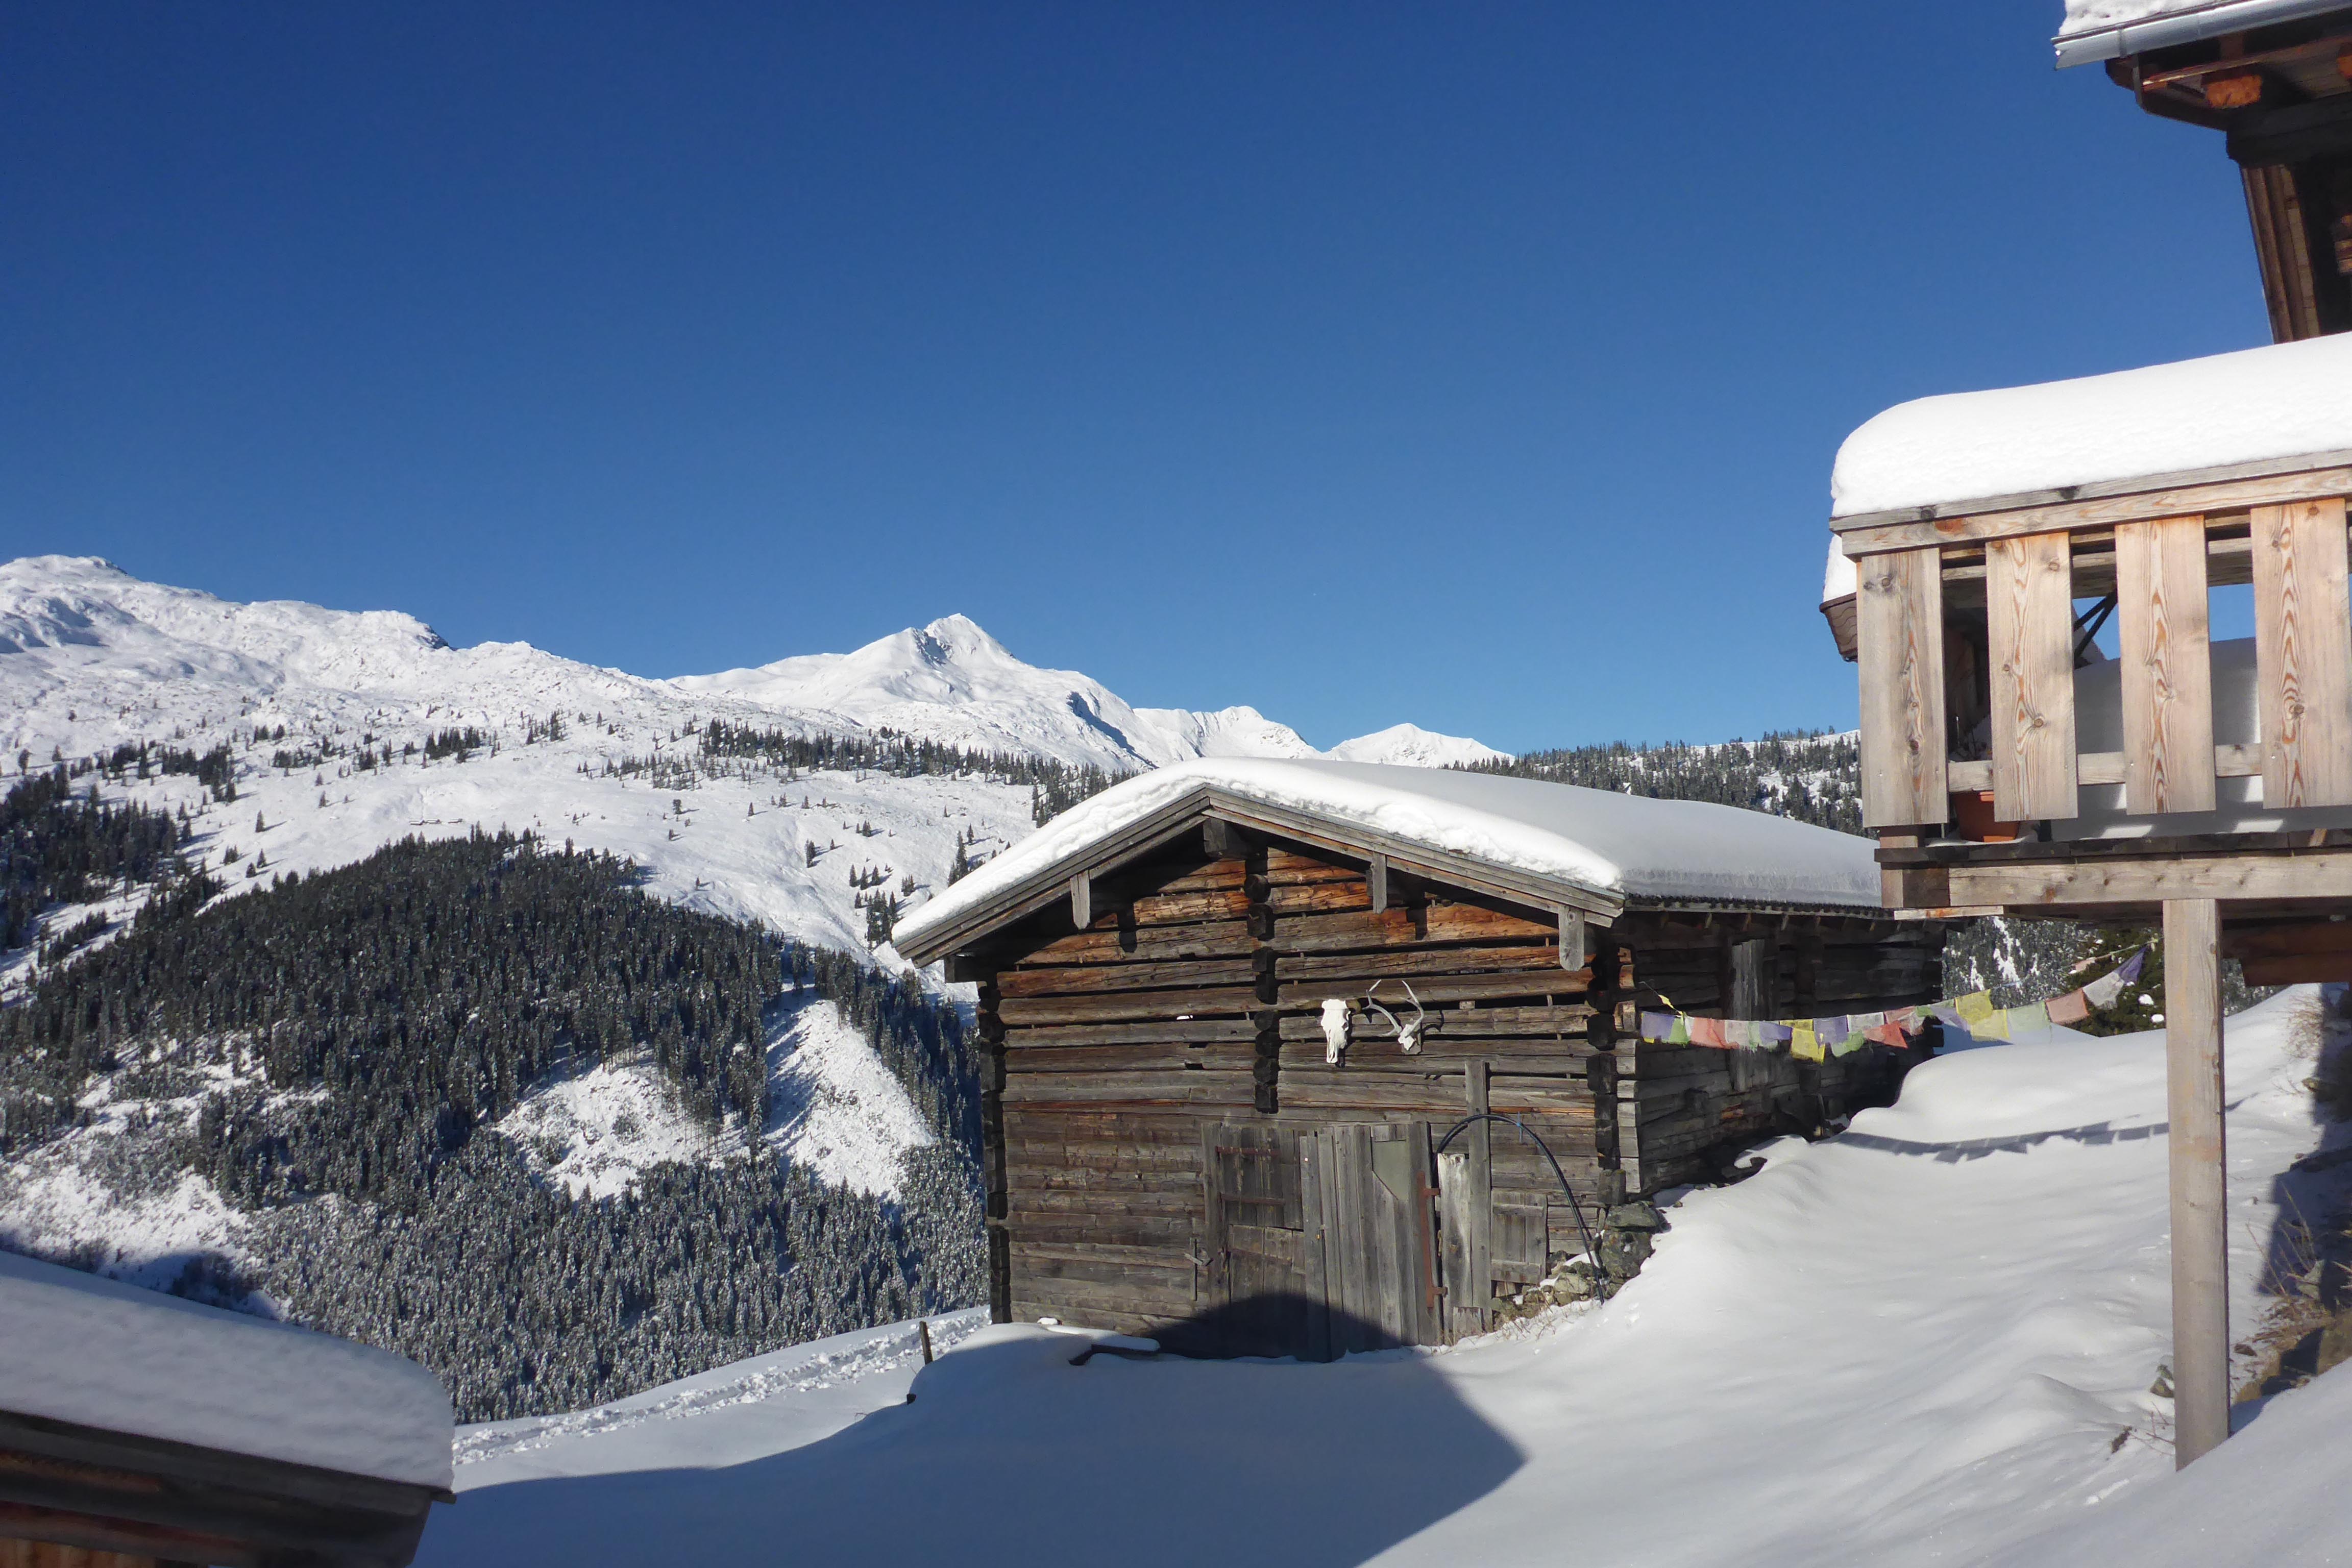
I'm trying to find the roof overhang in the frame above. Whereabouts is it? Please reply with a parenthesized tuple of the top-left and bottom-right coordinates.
(2054, 0, 2351, 66)
(898, 785, 1893, 965)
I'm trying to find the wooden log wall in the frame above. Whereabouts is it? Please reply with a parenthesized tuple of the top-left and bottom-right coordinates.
(970, 829, 1940, 1339)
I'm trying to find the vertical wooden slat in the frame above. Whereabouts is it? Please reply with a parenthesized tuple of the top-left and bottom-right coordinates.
(1407, 1120, 1442, 1346)
(2164, 897, 2229, 1468)
(1366, 853, 1388, 914)
(1069, 872, 1092, 930)
(1556, 907, 1585, 973)
(2116, 514, 2216, 815)
(1464, 1060, 1492, 1333)
(1856, 546, 1949, 827)
(1986, 530, 2080, 822)
(1297, 1131, 1332, 1362)
(2252, 498, 2352, 808)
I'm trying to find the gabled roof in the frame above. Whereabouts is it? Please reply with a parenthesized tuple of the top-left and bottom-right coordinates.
(2054, 0, 2351, 66)
(1827, 333, 2352, 528)
(894, 760, 1882, 963)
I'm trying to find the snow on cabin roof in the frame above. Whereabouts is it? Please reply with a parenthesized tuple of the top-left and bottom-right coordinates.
(896, 759, 1881, 959)
(1829, 333, 2352, 522)
(2054, 0, 2351, 66)
(0, 1250, 454, 1490)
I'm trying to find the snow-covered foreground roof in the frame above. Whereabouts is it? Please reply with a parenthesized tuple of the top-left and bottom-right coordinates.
(420, 993, 2348, 1567)
(897, 758, 1881, 957)
(0, 1250, 454, 1489)
(2055, 0, 2346, 65)
(1830, 333, 2352, 521)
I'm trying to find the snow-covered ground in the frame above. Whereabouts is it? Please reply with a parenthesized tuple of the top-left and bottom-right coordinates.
(419, 994, 2352, 1566)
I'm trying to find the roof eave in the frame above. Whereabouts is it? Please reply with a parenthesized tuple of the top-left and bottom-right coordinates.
(2053, 0, 2352, 67)
(893, 785, 1631, 965)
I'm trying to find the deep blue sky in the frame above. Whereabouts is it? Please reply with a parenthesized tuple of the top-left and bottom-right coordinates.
(0, 2, 2268, 751)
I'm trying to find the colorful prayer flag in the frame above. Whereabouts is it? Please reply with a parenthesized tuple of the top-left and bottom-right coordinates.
(2045, 989, 2091, 1026)
(1953, 991, 1997, 1028)
(1791, 1022, 1824, 1062)
(1689, 1015, 1726, 1049)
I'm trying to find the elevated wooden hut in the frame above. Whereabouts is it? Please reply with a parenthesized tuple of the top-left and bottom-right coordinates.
(0, 1251, 451, 1568)
(1823, 330, 2352, 1465)
(896, 760, 1942, 1359)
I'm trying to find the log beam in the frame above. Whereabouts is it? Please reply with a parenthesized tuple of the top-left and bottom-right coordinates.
(2164, 896, 2230, 1467)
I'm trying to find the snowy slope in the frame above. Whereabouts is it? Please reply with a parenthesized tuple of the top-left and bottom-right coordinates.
(420, 994, 2347, 1567)
(0, 558, 1500, 970)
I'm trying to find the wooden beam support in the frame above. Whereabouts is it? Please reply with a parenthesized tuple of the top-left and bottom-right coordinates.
(1069, 872, 1092, 932)
(2164, 896, 2230, 1468)
(1367, 852, 1389, 914)
(1830, 460, 2352, 555)
(2252, 498, 2352, 809)
(1946, 848, 2352, 908)
(1857, 545, 1949, 828)
(1986, 531, 2079, 822)
(1557, 906, 1585, 971)
(2117, 515, 2216, 815)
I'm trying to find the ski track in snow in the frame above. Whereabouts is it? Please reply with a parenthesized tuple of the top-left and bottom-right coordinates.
(451, 1310, 988, 1471)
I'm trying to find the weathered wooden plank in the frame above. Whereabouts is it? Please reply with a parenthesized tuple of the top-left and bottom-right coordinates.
(1297, 1125, 1333, 1361)
(1275, 944, 1567, 983)
(1273, 903, 1555, 951)
(1465, 1059, 1492, 1326)
(1268, 1074, 1468, 1114)
(1004, 1043, 1258, 1073)
(1277, 970, 1588, 1009)
(997, 956, 1258, 998)
(1011, 923, 1256, 967)
(2253, 498, 2352, 808)
(1000, 1070, 1257, 1107)
(1947, 849, 2352, 908)
(1858, 545, 1949, 828)
(1367, 852, 1388, 914)
(1007, 1019, 1257, 1049)
(2116, 514, 2216, 815)
(996, 985, 1260, 1026)
(1831, 462, 2352, 554)
(1276, 1003, 1596, 1042)
(1277, 1043, 1591, 1074)
(1986, 530, 2079, 822)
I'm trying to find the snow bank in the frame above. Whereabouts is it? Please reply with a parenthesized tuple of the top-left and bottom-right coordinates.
(419, 994, 2343, 1566)
(900, 758, 1881, 952)
(1987, 1351, 2352, 1566)
(1830, 334, 2352, 518)
(0, 1248, 453, 1488)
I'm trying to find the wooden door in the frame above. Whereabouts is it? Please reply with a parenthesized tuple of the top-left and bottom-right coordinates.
(1202, 1123, 1328, 1360)
(1202, 1121, 1444, 1359)
(1306, 1122, 1443, 1355)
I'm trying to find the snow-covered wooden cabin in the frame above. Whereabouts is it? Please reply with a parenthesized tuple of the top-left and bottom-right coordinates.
(0, 1251, 452, 1568)
(2054, 0, 2352, 341)
(1820, 330, 2352, 1466)
(894, 760, 1942, 1359)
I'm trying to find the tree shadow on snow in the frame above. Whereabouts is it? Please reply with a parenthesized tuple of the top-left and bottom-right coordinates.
(425, 1301, 1523, 1568)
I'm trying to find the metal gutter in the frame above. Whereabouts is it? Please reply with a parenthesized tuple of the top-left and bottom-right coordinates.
(2054, 0, 2352, 67)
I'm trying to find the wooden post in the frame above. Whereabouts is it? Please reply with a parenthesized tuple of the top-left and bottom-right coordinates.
(1464, 1059, 1491, 1334)
(1557, 907, 1586, 972)
(2252, 498, 2352, 808)
(1857, 545, 1949, 828)
(1068, 872, 1092, 930)
(2164, 896, 2230, 1467)
(1367, 852, 1389, 914)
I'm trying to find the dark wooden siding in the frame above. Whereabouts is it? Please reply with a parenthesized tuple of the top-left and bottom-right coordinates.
(967, 829, 1940, 1344)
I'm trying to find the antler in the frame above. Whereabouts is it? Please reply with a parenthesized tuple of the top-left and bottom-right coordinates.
(1364, 978, 1427, 1055)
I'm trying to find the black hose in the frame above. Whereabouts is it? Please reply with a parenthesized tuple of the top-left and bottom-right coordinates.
(1434, 1111, 1608, 1302)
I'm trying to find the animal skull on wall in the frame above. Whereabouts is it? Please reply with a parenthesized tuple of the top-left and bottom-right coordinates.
(1318, 997, 1351, 1065)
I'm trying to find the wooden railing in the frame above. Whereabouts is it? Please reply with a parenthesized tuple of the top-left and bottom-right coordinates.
(1844, 488, 2352, 832)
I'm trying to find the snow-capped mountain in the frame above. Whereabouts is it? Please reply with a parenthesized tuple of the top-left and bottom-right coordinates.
(0, 555, 1504, 972)
(669, 613, 1325, 770)
(1326, 722, 1510, 769)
